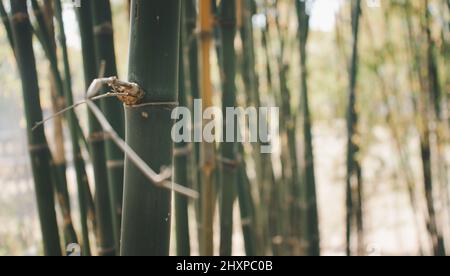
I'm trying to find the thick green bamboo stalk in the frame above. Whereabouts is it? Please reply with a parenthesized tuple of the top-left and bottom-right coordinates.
(90, 0, 125, 252)
(77, 0, 116, 256)
(219, 0, 238, 256)
(10, 0, 61, 256)
(0, 0, 14, 50)
(54, 0, 92, 256)
(345, 0, 364, 256)
(174, 2, 191, 256)
(121, 0, 181, 256)
(295, 0, 320, 256)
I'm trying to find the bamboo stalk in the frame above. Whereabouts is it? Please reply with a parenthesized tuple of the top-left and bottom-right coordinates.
(262, 8, 288, 255)
(174, 1, 191, 256)
(345, 0, 364, 256)
(421, 0, 446, 256)
(218, 0, 238, 256)
(30, 0, 79, 249)
(9, 0, 61, 256)
(90, 0, 125, 252)
(424, 0, 449, 246)
(121, 0, 181, 256)
(295, 0, 320, 256)
(54, 0, 93, 256)
(185, 0, 203, 246)
(199, 0, 216, 256)
(240, 0, 271, 255)
(424, 1, 443, 120)
(211, 0, 223, 71)
(272, 6, 302, 254)
(237, 144, 257, 256)
(404, 1, 446, 256)
(43, 0, 66, 181)
(76, 0, 116, 256)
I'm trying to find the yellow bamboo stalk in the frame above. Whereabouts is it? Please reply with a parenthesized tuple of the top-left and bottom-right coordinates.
(236, 0, 243, 30)
(199, 0, 215, 256)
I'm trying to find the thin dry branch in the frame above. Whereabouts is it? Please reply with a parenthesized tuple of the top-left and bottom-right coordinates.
(34, 77, 199, 199)
(32, 92, 128, 131)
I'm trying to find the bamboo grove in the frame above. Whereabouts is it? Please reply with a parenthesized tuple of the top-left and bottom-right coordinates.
(0, 0, 449, 256)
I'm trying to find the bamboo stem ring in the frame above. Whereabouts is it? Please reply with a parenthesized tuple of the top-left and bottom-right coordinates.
(11, 12, 28, 23)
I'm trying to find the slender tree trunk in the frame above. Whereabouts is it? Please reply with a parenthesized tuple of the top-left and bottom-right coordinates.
(174, 1, 191, 256)
(346, 0, 364, 256)
(121, 0, 181, 256)
(262, 11, 287, 255)
(240, 0, 271, 255)
(404, 1, 446, 256)
(235, 141, 258, 256)
(422, 0, 446, 256)
(29, 0, 80, 249)
(424, 1, 442, 120)
(211, 0, 223, 72)
(424, 0, 449, 247)
(272, 10, 304, 254)
(199, 0, 216, 256)
(184, 0, 204, 250)
(77, 0, 116, 256)
(296, 0, 320, 256)
(90, 0, 125, 252)
(218, 0, 238, 256)
(54, 0, 93, 256)
(10, 0, 61, 256)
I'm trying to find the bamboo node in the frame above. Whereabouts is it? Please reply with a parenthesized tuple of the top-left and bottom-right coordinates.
(173, 144, 192, 157)
(219, 19, 237, 28)
(98, 246, 116, 256)
(217, 155, 241, 170)
(241, 217, 252, 226)
(87, 131, 107, 143)
(28, 143, 49, 152)
(94, 22, 114, 35)
(105, 77, 144, 106)
(127, 101, 179, 110)
(198, 30, 214, 40)
(107, 160, 124, 169)
(11, 12, 28, 23)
